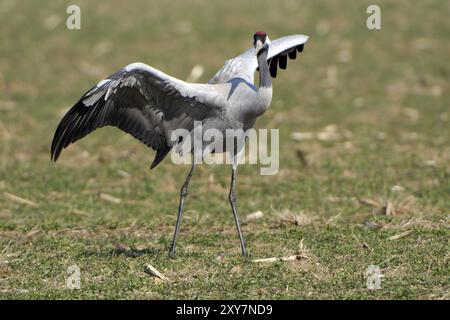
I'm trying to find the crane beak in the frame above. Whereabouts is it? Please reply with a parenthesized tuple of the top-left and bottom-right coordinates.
(254, 40, 263, 55)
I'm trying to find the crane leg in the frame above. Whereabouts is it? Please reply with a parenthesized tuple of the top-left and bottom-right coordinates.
(229, 166, 247, 257)
(169, 161, 196, 257)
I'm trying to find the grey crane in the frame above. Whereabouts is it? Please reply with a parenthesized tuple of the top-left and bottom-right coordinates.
(51, 31, 309, 257)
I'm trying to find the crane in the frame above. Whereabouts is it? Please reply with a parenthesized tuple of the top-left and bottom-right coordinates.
(51, 31, 309, 257)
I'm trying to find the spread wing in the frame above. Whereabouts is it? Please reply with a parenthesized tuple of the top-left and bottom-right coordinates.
(51, 62, 222, 169)
(208, 34, 309, 84)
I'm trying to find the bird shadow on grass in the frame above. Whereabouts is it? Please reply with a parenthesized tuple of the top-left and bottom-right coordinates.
(112, 243, 163, 258)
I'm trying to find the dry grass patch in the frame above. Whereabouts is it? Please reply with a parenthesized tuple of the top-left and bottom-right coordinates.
(277, 208, 315, 227)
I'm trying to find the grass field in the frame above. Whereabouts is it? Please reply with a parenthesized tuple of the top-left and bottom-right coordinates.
(0, 0, 449, 299)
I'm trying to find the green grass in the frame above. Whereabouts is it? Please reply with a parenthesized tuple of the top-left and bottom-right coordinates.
(0, 0, 449, 299)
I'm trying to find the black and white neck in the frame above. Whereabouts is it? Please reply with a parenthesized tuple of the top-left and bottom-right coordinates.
(252, 31, 273, 110)
(257, 47, 272, 89)
(256, 45, 273, 110)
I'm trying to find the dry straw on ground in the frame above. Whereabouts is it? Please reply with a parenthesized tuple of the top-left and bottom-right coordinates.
(144, 264, 172, 283)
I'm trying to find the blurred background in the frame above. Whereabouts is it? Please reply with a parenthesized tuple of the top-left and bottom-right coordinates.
(0, 0, 448, 299)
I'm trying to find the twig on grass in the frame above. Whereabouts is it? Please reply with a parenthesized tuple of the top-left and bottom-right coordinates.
(244, 210, 264, 222)
(388, 230, 413, 241)
(3, 192, 39, 207)
(99, 193, 121, 204)
(144, 264, 172, 283)
(252, 255, 309, 263)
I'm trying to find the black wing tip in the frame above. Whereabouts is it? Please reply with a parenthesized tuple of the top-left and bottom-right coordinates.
(50, 118, 70, 163)
(149, 158, 160, 170)
(50, 147, 61, 162)
(50, 133, 60, 162)
(49, 97, 92, 164)
(269, 56, 278, 78)
(149, 162, 158, 170)
(50, 138, 63, 162)
(268, 42, 307, 79)
(149, 148, 170, 170)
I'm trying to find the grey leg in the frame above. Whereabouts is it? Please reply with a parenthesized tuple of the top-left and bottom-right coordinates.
(169, 161, 196, 257)
(229, 166, 247, 256)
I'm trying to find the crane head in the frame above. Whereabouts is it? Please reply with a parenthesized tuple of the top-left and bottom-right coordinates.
(253, 31, 270, 55)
